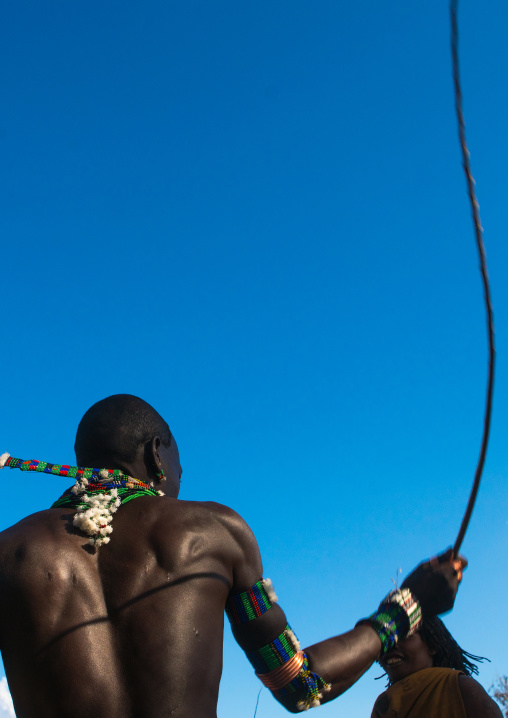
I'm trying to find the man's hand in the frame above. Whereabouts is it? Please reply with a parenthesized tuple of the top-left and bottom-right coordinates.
(401, 548, 467, 616)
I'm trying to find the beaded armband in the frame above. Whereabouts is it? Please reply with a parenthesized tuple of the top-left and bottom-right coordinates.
(226, 579, 278, 624)
(356, 588, 422, 656)
(246, 625, 330, 711)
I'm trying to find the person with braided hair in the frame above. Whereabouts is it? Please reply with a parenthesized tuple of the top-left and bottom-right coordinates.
(0, 395, 467, 717)
(372, 616, 502, 717)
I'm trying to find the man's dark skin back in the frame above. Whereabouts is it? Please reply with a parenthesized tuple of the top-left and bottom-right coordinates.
(0, 395, 463, 717)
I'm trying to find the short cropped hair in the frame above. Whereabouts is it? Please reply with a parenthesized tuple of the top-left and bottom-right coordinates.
(75, 394, 172, 467)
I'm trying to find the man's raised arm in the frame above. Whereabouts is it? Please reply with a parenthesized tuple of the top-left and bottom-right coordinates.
(223, 510, 464, 713)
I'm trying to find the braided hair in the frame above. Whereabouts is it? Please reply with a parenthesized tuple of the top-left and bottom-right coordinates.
(380, 616, 488, 687)
(419, 616, 487, 677)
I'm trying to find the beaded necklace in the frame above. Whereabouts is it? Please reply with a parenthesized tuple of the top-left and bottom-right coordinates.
(0, 453, 164, 549)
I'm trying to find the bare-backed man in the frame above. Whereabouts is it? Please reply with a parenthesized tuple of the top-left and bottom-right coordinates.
(0, 395, 465, 717)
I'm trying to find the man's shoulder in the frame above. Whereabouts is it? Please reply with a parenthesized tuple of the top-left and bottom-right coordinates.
(150, 497, 258, 560)
(0, 507, 63, 539)
(0, 507, 74, 569)
(157, 497, 250, 533)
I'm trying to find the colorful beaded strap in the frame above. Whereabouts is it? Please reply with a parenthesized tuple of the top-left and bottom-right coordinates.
(0, 454, 153, 487)
(356, 588, 422, 656)
(0, 453, 164, 549)
(226, 578, 277, 624)
(245, 624, 330, 710)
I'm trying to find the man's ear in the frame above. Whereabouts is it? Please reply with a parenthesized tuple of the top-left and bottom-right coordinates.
(144, 437, 161, 478)
(152, 436, 161, 465)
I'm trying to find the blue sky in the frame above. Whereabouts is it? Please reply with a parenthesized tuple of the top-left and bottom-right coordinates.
(1, 1, 507, 716)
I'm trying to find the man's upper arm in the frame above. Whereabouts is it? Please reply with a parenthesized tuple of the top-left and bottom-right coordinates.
(218, 503, 383, 712)
(221, 506, 264, 593)
(215, 504, 289, 647)
(458, 675, 503, 718)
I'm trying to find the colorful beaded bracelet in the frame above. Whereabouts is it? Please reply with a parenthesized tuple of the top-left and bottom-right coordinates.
(356, 587, 422, 656)
(245, 624, 330, 710)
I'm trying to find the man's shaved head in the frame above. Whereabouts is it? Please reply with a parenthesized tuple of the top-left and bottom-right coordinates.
(74, 394, 172, 467)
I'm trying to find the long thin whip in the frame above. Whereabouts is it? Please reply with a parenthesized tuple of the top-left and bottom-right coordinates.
(450, 0, 496, 556)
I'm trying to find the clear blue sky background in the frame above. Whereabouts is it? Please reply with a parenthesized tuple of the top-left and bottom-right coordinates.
(1, 2, 507, 716)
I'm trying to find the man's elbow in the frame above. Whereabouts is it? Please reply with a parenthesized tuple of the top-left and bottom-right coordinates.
(277, 697, 303, 714)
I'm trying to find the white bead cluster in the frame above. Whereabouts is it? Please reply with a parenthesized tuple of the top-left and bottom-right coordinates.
(261, 578, 278, 604)
(0, 452, 10, 468)
(71, 482, 121, 549)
